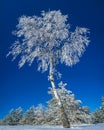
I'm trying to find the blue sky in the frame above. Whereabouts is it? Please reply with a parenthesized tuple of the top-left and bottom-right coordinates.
(0, 0, 104, 118)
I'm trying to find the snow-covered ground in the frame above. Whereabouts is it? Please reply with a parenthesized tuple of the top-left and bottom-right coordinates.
(0, 123, 104, 130)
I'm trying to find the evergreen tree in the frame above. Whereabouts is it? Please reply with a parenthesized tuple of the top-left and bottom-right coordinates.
(100, 97, 104, 110)
(35, 104, 46, 125)
(46, 97, 61, 125)
(20, 106, 36, 125)
(14, 107, 23, 125)
(47, 81, 90, 125)
(3, 107, 23, 125)
(92, 97, 104, 123)
(75, 106, 91, 124)
(2, 110, 13, 125)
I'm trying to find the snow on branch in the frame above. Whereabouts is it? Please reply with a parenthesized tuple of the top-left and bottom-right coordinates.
(7, 10, 90, 72)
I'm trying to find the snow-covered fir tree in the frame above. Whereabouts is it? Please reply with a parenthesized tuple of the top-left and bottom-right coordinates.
(7, 10, 90, 127)
(2, 109, 14, 125)
(35, 104, 46, 125)
(15, 107, 23, 124)
(20, 106, 36, 125)
(3, 107, 23, 125)
(75, 106, 91, 124)
(92, 97, 104, 123)
(101, 97, 104, 110)
(46, 81, 91, 125)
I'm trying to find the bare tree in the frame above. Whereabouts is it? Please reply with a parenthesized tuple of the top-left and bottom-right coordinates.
(7, 10, 90, 127)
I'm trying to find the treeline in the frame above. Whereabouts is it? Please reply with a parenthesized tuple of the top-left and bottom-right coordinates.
(0, 82, 104, 125)
(1, 104, 90, 126)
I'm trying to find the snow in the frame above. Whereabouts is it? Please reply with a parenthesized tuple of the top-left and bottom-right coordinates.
(0, 123, 104, 130)
(8, 10, 90, 72)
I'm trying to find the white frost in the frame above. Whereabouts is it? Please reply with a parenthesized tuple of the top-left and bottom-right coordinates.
(8, 10, 90, 74)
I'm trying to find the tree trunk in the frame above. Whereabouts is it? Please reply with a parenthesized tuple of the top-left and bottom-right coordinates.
(49, 68, 70, 128)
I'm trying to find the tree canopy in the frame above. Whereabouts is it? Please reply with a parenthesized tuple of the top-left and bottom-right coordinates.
(8, 10, 90, 74)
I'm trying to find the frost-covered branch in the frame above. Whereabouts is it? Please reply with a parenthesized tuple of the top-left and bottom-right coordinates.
(8, 10, 90, 75)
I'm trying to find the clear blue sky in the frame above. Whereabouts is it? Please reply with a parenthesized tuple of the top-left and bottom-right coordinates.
(0, 0, 104, 119)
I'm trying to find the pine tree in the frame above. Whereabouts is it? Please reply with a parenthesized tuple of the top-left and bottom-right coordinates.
(35, 104, 46, 125)
(14, 107, 23, 125)
(100, 97, 104, 110)
(3, 107, 23, 125)
(46, 96, 61, 125)
(2, 110, 13, 125)
(92, 97, 104, 123)
(75, 106, 91, 124)
(47, 81, 90, 125)
(7, 10, 90, 128)
(20, 106, 36, 125)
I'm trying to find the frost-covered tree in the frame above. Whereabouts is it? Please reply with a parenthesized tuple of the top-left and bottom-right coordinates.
(3, 107, 23, 125)
(20, 106, 36, 125)
(2, 109, 14, 125)
(35, 104, 46, 125)
(47, 81, 91, 125)
(7, 10, 90, 127)
(14, 107, 23, 124)
(92, 97, 104, 123)
(75, 106, 91, 124)
(101, 97, 104, 110)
